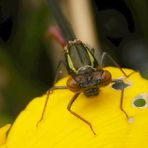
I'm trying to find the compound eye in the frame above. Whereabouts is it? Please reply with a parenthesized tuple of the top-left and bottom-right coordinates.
(67, 77, 80, 92)
(101, 70, 111, 86)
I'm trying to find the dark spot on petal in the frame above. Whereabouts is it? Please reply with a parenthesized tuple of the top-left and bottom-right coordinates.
(112, 81, 130, 90)
(133, 98, 146, 107)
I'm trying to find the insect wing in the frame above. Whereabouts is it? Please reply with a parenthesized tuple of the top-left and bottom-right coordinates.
(65, 41, 98, 74)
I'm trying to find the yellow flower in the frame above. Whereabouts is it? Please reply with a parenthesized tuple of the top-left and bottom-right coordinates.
(0, 124, 11, 147)
(2, 67, 148, 148)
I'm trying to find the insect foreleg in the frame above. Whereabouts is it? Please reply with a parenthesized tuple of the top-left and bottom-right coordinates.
(37, 60, 67, 126)
(37, 86, 67, 126)
(53, 60, 67, 84)
(67, 93, 96, 135)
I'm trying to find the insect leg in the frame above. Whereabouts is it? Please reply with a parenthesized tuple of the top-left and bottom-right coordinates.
(119, 80, 129, 119)
(37, 60, 67, 126)
(67, 93, 96, 135)
(100, 52, 128, 77)
(53, 60, 67, 84)
(37, 86, 67, 126)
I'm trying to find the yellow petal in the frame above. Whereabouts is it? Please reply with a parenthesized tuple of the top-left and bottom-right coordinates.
(0, 124, 11, 147)
(5, 67, 148, 148)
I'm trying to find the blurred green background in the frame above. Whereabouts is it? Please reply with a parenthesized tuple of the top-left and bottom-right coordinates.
(0, 0, 54, 126)
(0, 0, 148, 126)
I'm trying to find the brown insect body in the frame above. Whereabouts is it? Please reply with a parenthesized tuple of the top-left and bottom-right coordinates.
(64, 40, 111, 97)
(67, 66, 112, 96)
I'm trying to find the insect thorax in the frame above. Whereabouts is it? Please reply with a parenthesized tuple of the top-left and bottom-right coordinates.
(73, 66, 103, 96)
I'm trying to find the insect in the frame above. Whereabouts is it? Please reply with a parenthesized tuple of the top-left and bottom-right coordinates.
(37, 0, 133, 135)
(38, 38, 132, 135)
